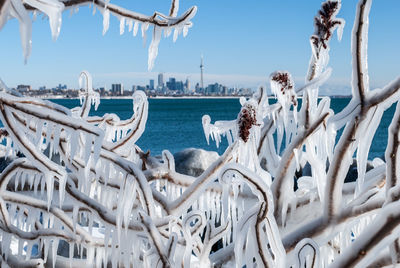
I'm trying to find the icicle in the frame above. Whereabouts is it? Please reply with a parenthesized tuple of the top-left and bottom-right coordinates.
(133, 21, 139, 36)
(9, 0, 32, 62)
(18, 238, 24, 257)
(45, 173, 54, 209)
(111, 229, 118, 267)
(164, 28, 172, 38)
(123, 181, 137, 233)
(87, 246, 95, 266)
(14, 171, 21, 191)
(173, 28, 179, 42)
(52, 124, 61, 154)
(45, 122, 54, 148)
(51, 238, 59, 268)
(141, 22, 149, 43)
(88, 213, 94, 235)
(2, 232, 11, 260)
(337, 18, 345, 41)
(102, 9, 110, 35)
(183, 25, 189, 37)
(40, 176, 46, 197)
(43, 238, 50, 262)
(69, 130, 78, 160)
(127, 19, 133, 32)
(24, 240, 33, 260)
(33, 174, 39, 194)
(293, 148, 301, 171)
(58, 173, 67, 208)
(356, 106, 383, 194)
(24, 0, 64, 41)
(69, 242, 74, 263)
(36, 120, 44, 148)
(84, 134, 92, 163)
(119, 17, 126, 35)
(104, 226, 111, 261)
(72, 205, 79, 233)
(20, 172, 27, 191)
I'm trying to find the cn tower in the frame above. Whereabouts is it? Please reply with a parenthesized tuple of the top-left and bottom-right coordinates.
(200, 55, 204, 90)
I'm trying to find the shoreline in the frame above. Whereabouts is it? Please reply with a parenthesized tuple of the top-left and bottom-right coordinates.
(43, 95, 352, 100)
(45, 95, 247, 100)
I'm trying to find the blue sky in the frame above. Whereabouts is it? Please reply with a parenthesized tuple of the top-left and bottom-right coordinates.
(0, 0, 399, 95)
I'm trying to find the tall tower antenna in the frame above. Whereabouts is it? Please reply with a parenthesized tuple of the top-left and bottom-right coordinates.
(200, 55, 204, 90)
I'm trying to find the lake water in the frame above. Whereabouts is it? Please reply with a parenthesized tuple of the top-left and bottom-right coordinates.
(49, 97, 394, 159)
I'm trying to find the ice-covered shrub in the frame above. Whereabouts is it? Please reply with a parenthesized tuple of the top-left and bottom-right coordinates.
(0, 0, 400, 267)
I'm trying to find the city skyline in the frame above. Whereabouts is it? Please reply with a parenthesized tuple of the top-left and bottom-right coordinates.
(0, 0, 399, 95)
(12, 72, 249, 95)
(12, 72, 254, 98)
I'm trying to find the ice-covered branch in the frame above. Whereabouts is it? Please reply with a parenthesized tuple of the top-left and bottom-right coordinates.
(1, 0, 400, 266)
(272, 112, 330, 224)
(1, 0, 197, 68)
(307, 0, 344, 81)
(385, 101, 400, 196)
(330, 198, 400, 267)
(159, 142, 237, 216)
(72, 71, 100, 119)
(351, 0, 371, 103)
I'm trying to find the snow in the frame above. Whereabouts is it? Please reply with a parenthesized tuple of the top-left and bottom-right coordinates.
(2, 0, 400, 267)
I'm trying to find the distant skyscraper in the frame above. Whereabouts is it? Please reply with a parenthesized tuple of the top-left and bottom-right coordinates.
(149, 79, 154, 90)
(167, 77, 176, 91)
(158, 73, 164, 88)
(111, 83, 123, 95)
(185, 78, 190, 93)
(200, 55, 204, 90)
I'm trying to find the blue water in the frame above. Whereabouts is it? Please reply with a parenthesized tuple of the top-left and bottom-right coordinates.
(48, 98, 394, 159)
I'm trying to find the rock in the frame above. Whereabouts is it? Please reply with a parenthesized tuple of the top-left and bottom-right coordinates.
(295, 158, 375, 183)
(174, 148, 219, 177)
(344, 158, 374, 183)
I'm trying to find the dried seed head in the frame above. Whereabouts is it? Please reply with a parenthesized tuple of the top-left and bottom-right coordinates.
(271, 72, 294, 94)
(237, 104, 258, 142)
(270, 71, 297, 107)
(312, 0, 342, 50)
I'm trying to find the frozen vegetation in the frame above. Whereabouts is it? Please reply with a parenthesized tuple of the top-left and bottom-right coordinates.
(0, 0, 400, 267)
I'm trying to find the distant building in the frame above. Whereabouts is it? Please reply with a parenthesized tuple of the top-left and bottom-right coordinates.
(98, 87, 105, 96)
(206, 83, 221, 95)
(158, 73, 164, 88)
(149, 79, 155, 90)
(136, 85, 146, 91)
(176, 81, 184, 92)
(185, 78, 190, 93)
(111, 83, 124, 95)
(237, 87, 252, 96)
(222, 86, 228, 95)
(200, 55, 204, 90)
(16, 84, 31, 93)
(195, 83, 200, 93)
(56, 84, 67, 90)
(166, 78, 176, 91)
